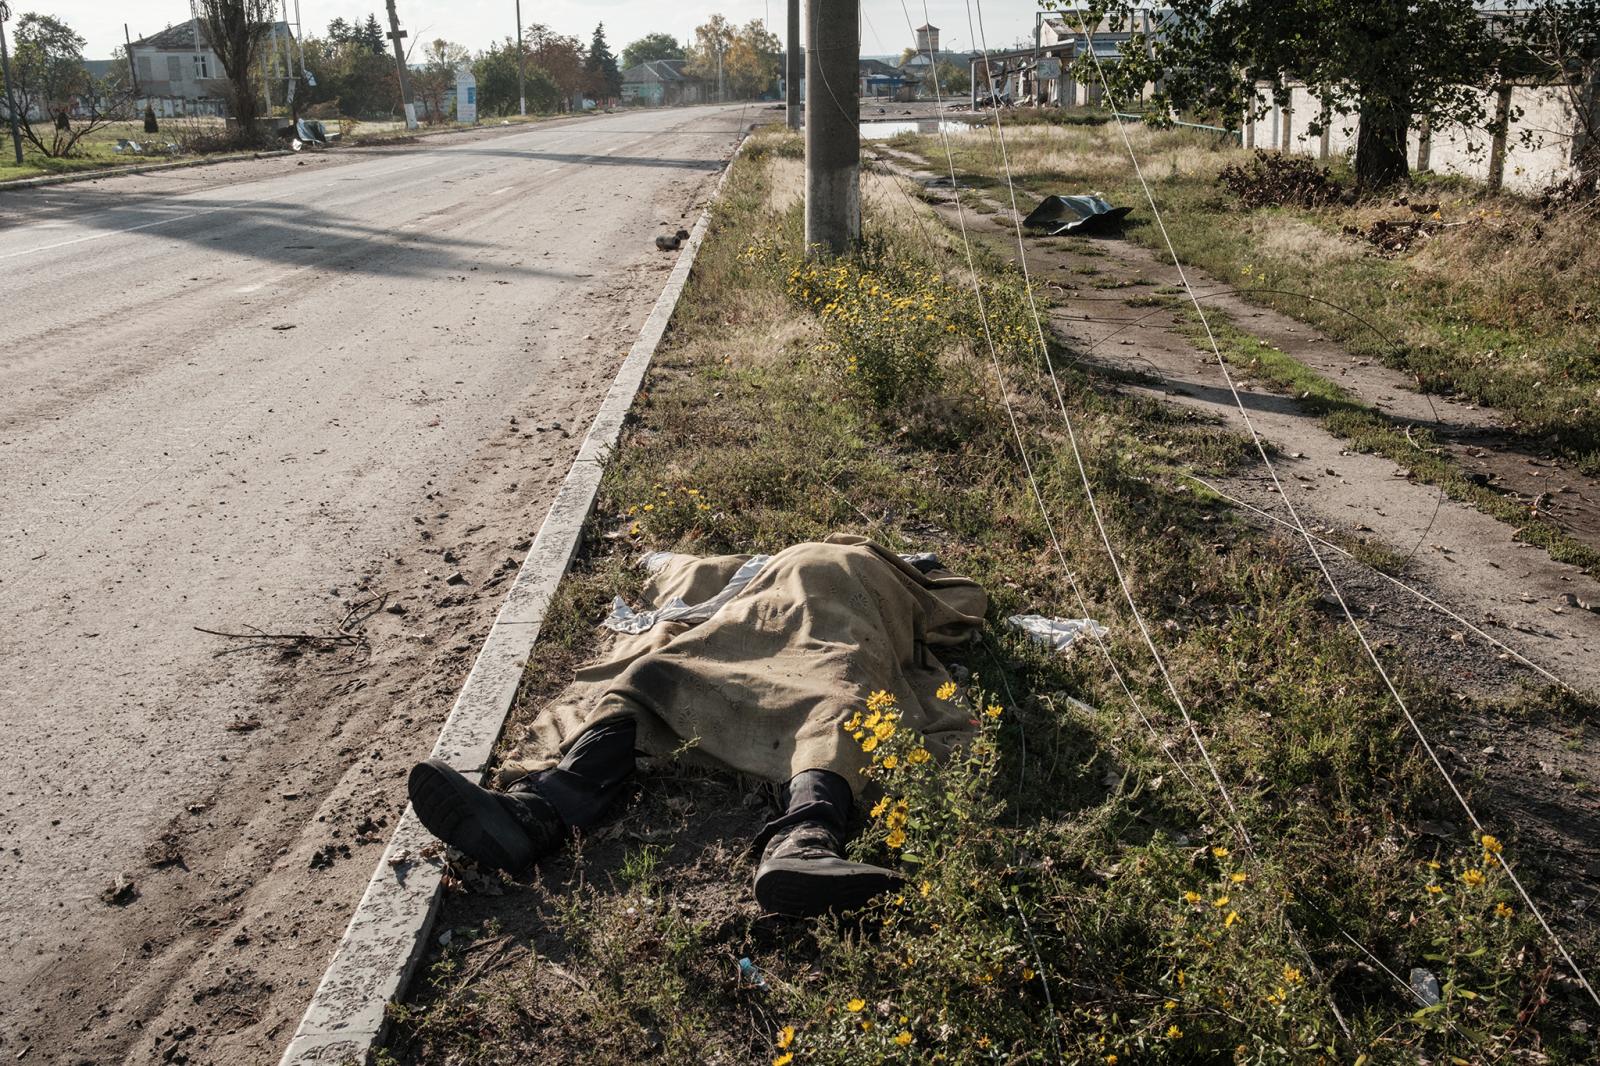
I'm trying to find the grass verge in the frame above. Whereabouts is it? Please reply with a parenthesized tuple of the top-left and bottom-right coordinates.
(889, 120, 1600, 475)
(385, 126, 1595, 1066)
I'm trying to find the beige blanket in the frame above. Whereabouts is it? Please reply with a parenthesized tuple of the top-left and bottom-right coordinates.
(500, 535, 988, 797)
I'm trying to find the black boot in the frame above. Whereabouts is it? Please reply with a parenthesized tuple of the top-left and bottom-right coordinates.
(752, 769, 902, 917)
(407, 717, 637, 875)
(407, 760, 564, 875)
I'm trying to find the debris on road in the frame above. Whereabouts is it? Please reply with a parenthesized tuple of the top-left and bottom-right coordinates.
(1021, 194, 1132, 236)
(101, 874, 138, 906)
(654, 234, 682, 251)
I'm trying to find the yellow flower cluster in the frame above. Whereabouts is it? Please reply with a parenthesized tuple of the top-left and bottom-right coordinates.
(624, 483, 713, 537)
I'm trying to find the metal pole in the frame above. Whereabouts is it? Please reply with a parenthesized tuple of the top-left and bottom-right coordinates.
(0, 3, 20, 166)
(384, 0, 417, 128)
(803, 0, 858, 256)
(785, 0, 799, 129)
(514, 0, 525, 115)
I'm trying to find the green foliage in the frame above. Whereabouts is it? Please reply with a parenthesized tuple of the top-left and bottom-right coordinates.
(621, 32, 685, 71)
(585, 23, 621, 101)
(472, 40, 561, 117)
(1075, 0, 1503, 185)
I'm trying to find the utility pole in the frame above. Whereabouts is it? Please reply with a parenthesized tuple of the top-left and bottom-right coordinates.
(514, 0, 525, 115)
(785, 0, 799, 130)
(385, 0, 417, 129)
(124, 23, 139, 94)
(804, 0, 858, 255)
(0, 1, 19, 166)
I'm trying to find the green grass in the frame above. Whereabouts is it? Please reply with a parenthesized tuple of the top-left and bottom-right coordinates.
(1180, 306, 1600, 575)
(385, 128, 1596, 1066)
(891, 121, 1600, 475)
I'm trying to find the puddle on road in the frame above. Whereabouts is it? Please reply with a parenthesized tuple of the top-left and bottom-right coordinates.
(859, 120, 975, 140)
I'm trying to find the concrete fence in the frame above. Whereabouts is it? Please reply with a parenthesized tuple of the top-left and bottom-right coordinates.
(1244, 80, 1593, 193)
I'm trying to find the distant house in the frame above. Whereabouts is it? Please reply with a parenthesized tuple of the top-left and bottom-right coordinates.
(128, 17, 297, 117)
(897, 24, 978, 81)
(621, 60, 706, 107)
(859, 58, 912, 100)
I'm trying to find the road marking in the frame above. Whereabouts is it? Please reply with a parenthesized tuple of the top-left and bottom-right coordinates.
(490, 186, 513, 195)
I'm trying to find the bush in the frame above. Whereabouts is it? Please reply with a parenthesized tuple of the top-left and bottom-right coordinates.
(1218, 149, 1345, 209)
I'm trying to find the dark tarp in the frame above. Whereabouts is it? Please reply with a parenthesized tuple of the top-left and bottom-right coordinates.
(1021, 194, 1131, 236)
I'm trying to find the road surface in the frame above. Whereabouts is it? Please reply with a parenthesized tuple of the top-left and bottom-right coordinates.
(0, 104, 750, 1063)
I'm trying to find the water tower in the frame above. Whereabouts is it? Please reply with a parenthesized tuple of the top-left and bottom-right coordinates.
(914, 23, 940, 55)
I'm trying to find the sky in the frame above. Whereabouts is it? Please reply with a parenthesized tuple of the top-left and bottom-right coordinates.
(43, 0, 1050, 63)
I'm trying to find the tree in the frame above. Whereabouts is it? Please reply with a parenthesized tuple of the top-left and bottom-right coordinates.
(9, 13, 130, 156)
(622, 32, 683, 71)
(686, 15, 735, 96)
(933, 59, 970, 96)
(723, 20, 779, 99)
(1081, 1, 1504, 187)
(525, 24, 586, 108)
(414, 37, 468, 123)
(361, 13, 384, 55)
(326, 16, 352, 44)
(585, 23, 621, 102)
(201, 0, 276, 143)
(299, 33, 399, 118)
(475, 38, 560, 115)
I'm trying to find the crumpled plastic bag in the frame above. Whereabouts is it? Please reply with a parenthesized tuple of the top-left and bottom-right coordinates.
(1006, 613, 1108, 653)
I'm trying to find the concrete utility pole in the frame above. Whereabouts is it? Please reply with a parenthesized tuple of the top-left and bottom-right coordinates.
(0, 2, 22, 166)
(804, 0, 859, 255)
(385, 0, 418, 129)
(785, 0, 800, 130)
(514, 0, 525, 115)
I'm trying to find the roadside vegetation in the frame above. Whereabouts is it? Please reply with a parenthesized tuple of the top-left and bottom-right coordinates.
(890, 118, 1600, 476)
(386, 126, 1596, 1065)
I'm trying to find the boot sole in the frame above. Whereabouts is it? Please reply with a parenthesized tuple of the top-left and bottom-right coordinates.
(754, 859, 903, 918)
(407, 760, 535, 875)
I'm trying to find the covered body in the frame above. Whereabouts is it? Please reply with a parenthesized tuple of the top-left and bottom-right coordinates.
(501, 535, 987, 796)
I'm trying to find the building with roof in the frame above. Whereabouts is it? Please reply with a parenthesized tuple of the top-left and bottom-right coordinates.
(897, 22, 979, 80)
(969, 8, 1166, 109)
(128, 17, 296, 117)
(620, 60, 707, 107)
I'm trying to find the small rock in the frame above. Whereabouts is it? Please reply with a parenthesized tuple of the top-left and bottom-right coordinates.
(102, 874, 138, 906)
(445, 571, 468, 586)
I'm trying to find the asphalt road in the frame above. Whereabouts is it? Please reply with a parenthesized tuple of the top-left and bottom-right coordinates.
(0, 103, 750, 1062)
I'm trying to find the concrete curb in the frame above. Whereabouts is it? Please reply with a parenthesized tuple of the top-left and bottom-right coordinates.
(276, 129, 749, 1066)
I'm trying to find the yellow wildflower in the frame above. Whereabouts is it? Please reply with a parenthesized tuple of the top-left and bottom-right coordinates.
(773, 1055, 792, 1066)
(873, 720, 896, 741)
(1183, 891, 1201, 905)
(1166, 1024, 1182, 1039)
(907, 748, 931, 765)
(881, 754, 900, 770)
(1461, 868, 1485, 888)
(1426, 884, 1443, 895)
(1024, 968, 1036, 980)
(1481, 833, 1502, 854)
(844, 713, 862, 731)
(867, 690, 896, 713)
(936, 681, 957, 700)
(1212, 846, 1229, 859)
(863, 711, 882, 730)
(920, 881, 931, 898)
(1495, 901, 1514, 919)
(1212, 896, 1230, 908)
(1224, 911, 1239, 927)
(846, 998, 866, 1013)
(984, 704, 1003, 719)
(861, 735, 879, 753)
(870, 797, 889, 816)
(894, 1031, 914, 1046)
(1164, 999, 1176, 1010)
(1283, 965, 1302, 984)
(777, 1026, 795, 1049)
(642, 503, 654, 512)
(886, 827, 907, 848)
(1230, 872, 1247, 883)
(1105, 1057, 1118, 1065)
